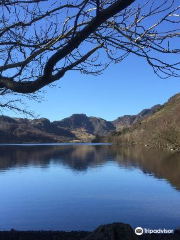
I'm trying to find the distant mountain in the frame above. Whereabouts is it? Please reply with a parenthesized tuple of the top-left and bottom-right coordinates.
(112, 104, 162, 130)
(105, 93, 180, 149)
(0, 114, 115, 143)
(112, 115, 136, 130)
(0, 117, 76, 143)
(1, 94, 178, 145)
(53, 114, 115, 136)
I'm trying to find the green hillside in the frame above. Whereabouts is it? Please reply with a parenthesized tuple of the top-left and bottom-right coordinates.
(105, 93, 180, 149)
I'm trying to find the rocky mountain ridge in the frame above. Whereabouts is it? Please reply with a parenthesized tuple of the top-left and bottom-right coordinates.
(112, 104, 162, 130)
(104, 93, 180, 149)
(0, 103, 163, 143)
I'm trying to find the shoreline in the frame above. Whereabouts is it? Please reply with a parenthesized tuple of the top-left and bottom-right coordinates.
(0, 230, 180, 240)
(0, 141, 179, 151)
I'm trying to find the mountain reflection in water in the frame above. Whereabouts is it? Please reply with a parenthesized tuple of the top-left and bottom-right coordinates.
(0, 144, 180, 190)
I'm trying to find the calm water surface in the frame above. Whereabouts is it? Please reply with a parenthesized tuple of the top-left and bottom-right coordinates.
(0, 144, 180, 231)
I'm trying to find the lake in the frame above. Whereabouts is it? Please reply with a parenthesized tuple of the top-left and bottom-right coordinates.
(0, 144, 180, 231)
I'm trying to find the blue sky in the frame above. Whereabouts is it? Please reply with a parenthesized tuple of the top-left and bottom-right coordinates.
(10, 53, 179, 122)
(3, 1, 180, 121)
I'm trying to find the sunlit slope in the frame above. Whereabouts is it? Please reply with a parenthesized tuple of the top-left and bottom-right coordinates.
(107, 93, 180, 149)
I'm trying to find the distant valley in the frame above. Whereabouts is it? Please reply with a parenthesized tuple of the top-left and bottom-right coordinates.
(0, 103, 162, 143)
(102, 93, 180, 150)
(112, 104, 161, 130)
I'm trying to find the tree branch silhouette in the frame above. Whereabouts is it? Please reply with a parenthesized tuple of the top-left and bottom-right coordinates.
(0, 0, 180, 97)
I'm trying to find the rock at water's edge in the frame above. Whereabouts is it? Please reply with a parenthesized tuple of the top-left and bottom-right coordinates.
(175, 227, 180, 235)
(82, 222, 137, 240)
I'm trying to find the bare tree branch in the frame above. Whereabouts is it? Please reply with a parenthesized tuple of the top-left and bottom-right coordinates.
(0, 0, 179, 99)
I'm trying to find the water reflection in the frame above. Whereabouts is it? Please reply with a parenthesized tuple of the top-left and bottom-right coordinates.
(112, 147, 180, 191)
(0, 145, 180, 190)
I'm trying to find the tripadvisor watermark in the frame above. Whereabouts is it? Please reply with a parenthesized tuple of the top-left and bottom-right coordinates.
(135, 227, 174, 235)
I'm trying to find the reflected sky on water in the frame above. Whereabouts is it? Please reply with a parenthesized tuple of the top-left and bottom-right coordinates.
(0, 144, 180, 231)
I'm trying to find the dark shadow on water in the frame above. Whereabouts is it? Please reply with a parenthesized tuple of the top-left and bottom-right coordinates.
(0, 144, 180, 191)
